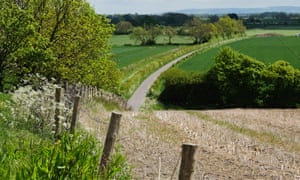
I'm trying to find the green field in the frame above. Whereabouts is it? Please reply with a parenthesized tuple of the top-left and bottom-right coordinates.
(247, 28, 300, 36)
(112, 45, 178, 68)
(178, 36, 300, 72)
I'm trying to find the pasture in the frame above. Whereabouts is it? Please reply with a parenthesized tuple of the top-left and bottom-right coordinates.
(178, 35, 300, 72)
(112, 45, 177, 68)
(247, 28, 300, 36)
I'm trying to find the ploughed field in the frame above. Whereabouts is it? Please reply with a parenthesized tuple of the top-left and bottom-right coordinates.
(81, 106, 300, 179)
(178, 35, 300, 72)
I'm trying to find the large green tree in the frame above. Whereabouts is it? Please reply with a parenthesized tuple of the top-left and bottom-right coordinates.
(163, 26, 177, 44)
(115, 21, 133, 34)
(0, 0, 52, 91)
(0, 0, 120, 92)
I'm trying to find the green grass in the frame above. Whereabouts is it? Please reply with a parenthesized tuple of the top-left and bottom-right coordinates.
(0, 92, 132, 179)
(247, 28, 300, 36)
(178, 36, 300, 72)
(112, 45, 178, 68)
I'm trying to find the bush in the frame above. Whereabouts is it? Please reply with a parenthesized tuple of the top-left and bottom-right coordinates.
(158, 47, 300, 108)
(0, 76, 132, 179)
(158, 68, 221, 108)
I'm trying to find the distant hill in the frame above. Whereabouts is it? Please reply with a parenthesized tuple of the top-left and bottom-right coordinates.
(177, 6, 300, 15)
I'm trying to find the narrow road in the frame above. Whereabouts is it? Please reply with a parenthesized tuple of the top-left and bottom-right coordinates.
(127, 49, 199, 111)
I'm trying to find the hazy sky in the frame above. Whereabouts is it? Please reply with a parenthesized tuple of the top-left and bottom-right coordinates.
(87, 0, 300, 14)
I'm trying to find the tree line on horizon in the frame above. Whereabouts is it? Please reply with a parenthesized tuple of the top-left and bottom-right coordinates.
(109, 12, 300, 29)
(113, 14, 246, 45)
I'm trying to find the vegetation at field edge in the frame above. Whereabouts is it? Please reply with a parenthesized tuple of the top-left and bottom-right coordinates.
(0, 80, 132, 179)
(178, 35, 300, 72)
(155, 47, 300, 109)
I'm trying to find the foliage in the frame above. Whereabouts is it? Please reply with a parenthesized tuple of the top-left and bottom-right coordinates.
(244, 12, 300, 29)
(215, 16, 247, 38)
(115, 21, 133, 34)
(100, 145, 132, 180)
(0, 0, 52, 91)
(163, 26, 178, 44)
(158, 47, 300, 108)
(184, 16, 246, 44)
(7, 75, 70, 137)
(108, 13, 193, 27)
(0, 0, 120, 93)
(0, 81, 132, 179)
(157, 68, 221, 109)
(130, 27, 148, 45)
(130, 25, 162, 45)
(208, 47, 266, 106)
(120, 44, 206, 98)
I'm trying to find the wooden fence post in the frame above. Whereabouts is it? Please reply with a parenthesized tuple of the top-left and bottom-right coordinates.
(54, 87, 64, 139)
(99, 112, 122, 170)
(179, 143, 198, 180)
(70, 96, 81, 134)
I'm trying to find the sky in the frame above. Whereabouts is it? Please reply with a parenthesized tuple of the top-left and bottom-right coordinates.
(86, 0, 300, 14)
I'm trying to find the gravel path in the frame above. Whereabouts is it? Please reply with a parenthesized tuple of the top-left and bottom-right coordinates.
(127, 50, 199, 111)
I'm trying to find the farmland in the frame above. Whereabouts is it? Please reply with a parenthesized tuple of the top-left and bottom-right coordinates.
(178, 35, 300, 72)
(81, 107, 300, 179)
(112, 45, 177, 68)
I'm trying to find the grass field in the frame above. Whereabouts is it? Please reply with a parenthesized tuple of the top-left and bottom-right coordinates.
(112, 45, 178, 68)
(247, 28, 300, 36)
(178, 35, 300, 72)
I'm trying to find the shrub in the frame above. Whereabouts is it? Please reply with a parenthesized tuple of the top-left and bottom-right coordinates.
(7, 75, 71, 137)
(158, 47, 300, 108)
(0, 75, 132, 179)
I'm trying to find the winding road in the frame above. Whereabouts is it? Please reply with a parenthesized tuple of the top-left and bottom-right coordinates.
(127, 49, 199, 111)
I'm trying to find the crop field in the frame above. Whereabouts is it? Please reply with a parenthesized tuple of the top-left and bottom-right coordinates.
(112, 45, 177, 68)
(81, 106, 300, 179)
(178, 35, 300, 72)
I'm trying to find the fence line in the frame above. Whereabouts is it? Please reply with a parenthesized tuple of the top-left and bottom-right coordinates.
(53, 87, 198, 178)
(63, 83, 128, 110)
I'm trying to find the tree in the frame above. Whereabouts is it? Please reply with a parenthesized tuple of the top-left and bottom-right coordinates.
(209, 47, 265, 106)
(236, 20, 247, 36)
(184, 18, 215, 44)
(184, 18, 202, 43)
(0, 0, 52, 91)
(216, 16, 239, 39)
(261, 60, 300, 106)
(227, 13, 239, 20)
(163, 26, 177, 44)
(146, 25, 161, 45)
(130, 27, 148, 45)
(115, 21, 133, 34)
(130, 25, 162, 45)
(0, 0, 120, 93)
(208, 15, 219, 23)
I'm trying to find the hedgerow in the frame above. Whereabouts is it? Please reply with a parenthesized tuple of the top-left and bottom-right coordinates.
(158, 47, 300, 108)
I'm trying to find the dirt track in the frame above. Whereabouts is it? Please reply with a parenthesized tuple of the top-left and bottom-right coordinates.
(80, 107, 300, 179)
